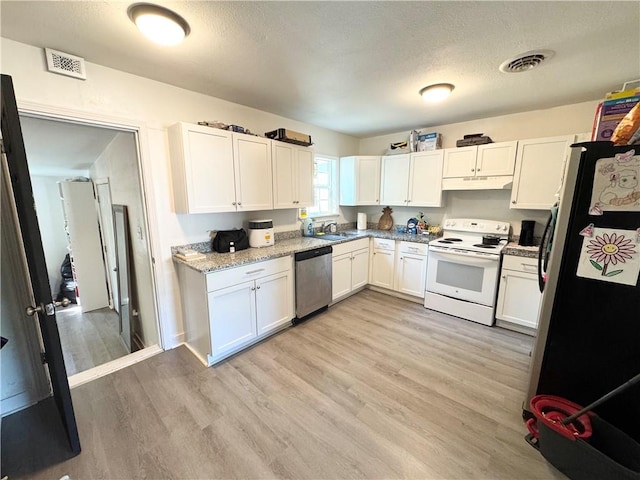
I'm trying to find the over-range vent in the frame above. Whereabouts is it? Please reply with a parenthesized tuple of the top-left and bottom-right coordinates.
(499, 50, 554, 73)
(45, 48, 86, 80)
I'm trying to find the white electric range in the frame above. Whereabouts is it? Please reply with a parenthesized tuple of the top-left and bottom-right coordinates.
(424, 218, 510, 326)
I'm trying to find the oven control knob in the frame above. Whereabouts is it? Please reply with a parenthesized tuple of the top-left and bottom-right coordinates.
(495, 225, 501, 231)
(502, 225, 508, 231)
(450, 221, 456, 226)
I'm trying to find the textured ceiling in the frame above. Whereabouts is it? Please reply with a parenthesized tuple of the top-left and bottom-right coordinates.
(2, 1, 639, 138)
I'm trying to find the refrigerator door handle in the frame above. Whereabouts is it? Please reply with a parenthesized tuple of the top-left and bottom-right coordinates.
(538, 212, 553, 293)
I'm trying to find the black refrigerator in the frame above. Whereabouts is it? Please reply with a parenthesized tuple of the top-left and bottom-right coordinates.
(525, 141, 640, 442)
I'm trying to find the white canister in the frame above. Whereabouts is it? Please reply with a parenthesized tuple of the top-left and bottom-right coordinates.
(357, 212, 367, 230)
(248, 219, 274, 247)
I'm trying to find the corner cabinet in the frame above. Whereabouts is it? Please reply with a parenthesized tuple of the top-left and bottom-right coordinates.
(339, 156, 381, 206)
(177, 256, 294, 366)
(510, 135, 575, 210)
(169, 122, 273, 213)
(495, 255, 541, 335)
(380, 151, 445, 207)
(272, 141, 314, 209)
(331, 238, 370, 302)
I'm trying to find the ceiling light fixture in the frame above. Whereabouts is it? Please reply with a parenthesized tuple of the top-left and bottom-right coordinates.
(419, 83, 455, 103)
(128, 3, 190, 46)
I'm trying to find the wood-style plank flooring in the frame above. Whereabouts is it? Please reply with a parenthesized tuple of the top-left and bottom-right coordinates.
(57, 305, 129, 375)
(26, 290, 565, 479)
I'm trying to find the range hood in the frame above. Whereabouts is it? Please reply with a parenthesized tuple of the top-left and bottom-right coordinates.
(442, 175, 513, 191)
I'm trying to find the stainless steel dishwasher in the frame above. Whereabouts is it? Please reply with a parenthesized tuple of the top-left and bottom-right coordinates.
(293, 245, 332, 323)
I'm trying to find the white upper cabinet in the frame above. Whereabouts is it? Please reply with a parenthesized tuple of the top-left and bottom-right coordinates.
(380, 151, 444, 207)
(408, 151, 445, 207)
(233, 134, 273, 211)
(169, 122, 236, 214)
(340, 156, 381, 205)
(169, 123, 273, 213)
(443, 141, 517, 178)
(443, 146, 478, 178)
(272, 141, 314, 209)
(476, 141, 518, 176)
(380, 154, 411, 205)
(510, 135, 575, 210)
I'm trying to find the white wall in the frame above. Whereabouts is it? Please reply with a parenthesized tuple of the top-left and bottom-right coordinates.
(30, 175, 71, 296)
(356, 101, 598, 236)
(90, 132, 157, 347)
(1, 37, 360, 348)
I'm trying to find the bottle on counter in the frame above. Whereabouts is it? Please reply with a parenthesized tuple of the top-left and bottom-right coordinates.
(229, 241, 235, 253)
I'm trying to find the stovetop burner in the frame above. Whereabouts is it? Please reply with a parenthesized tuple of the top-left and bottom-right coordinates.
(439, 240, 454, 244)
(473, 243, 497, 249)
(443, 238, 463, 242)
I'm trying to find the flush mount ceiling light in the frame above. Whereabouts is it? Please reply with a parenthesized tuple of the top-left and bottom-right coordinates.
(499, 50, 555, 73)
(128, 3, 190, 46)
(419, 83, 455, 103)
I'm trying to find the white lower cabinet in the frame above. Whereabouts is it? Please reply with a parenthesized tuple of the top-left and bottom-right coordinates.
(332, 238, 370, 301)
(178, 256, 294, 366)
(369, 239, 428, 299)
(495, 255, 541, 334)
(396, 242, 428, 297)
(370, 238, 396, 289)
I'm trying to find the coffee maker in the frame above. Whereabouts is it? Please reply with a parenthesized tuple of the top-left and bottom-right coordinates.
(518, 220, 536, 246)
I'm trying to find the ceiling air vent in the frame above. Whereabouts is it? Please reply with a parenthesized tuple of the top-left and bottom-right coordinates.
(499, 50, 554, 73)
(45, 48, 87, 80)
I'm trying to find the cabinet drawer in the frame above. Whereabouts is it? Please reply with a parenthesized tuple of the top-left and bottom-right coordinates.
(372, 238, 395, 251)
(206, 255, 291, 292)
(398, 241, 428, 256)
(502, 254, 538, 274)
(332, 237, 369, 256)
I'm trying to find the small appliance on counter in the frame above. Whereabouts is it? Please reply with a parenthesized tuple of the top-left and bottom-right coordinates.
(519, 220, 536, 246)
(248, 219, 274, 247)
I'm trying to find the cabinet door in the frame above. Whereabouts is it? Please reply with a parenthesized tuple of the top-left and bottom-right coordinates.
(170, 123, 236, 213)
(476, 141, 517, 177)
(442, 146, 478, 178)
(332, 253, 352, 301)
(233, 134, 273, 211)
(272, 142, 296, 209)
(495, 270, 542, 329)
(397, 253, 427, 297)
(408, 151, 445, 207)
(356, 156, 381, 205)
(256, 272, 292, 335)
(351, 247, 370, 291)
(380, 154, 410, 205)
(510, 135, 574, 210)
(370, 249, 395, 289)
(296, 147, 314, 207)
(208, 281, 257, 357)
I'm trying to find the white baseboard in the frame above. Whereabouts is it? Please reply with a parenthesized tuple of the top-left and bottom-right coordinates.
(367, 285, 424, 304)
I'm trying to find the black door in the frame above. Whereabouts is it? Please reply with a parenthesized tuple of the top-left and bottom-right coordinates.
(1, 75, 80, 458)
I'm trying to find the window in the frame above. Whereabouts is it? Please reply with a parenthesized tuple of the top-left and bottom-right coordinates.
(307, 155, 338, 217)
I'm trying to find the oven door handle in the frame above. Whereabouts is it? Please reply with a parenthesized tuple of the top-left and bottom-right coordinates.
(429, 249, 498, 265)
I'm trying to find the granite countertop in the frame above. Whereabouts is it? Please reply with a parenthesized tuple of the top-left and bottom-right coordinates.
(173, 229, 438, 274)
(502, 241, 540, 258)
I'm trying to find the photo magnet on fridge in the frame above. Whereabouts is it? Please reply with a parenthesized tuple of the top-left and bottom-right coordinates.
(589, 151, 640, 214)
(576, 227, 640, 286)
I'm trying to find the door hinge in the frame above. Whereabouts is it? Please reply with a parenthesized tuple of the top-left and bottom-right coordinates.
(41, 351, 47, 364)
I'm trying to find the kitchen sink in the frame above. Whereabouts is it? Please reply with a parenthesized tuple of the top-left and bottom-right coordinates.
(313, 232, 358, 241)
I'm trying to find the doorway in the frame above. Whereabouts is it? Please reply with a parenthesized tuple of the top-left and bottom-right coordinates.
(19, 114, 160, 377)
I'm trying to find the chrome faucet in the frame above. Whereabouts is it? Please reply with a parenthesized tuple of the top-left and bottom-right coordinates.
(323, 221, 338, 233)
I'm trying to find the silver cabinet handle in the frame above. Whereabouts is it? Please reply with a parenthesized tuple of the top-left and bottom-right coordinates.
(511, 200, 516, 204)
(251, 287, 256, 291)
(471, 168, 475, 172)
(256, 285, 261, 289)
(245, 268, 265, 275)
(232, 202, 237, 205)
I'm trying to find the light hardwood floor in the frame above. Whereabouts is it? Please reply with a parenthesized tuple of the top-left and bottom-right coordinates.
(28, 290, 565, 479)
(57, 305, 129, 376)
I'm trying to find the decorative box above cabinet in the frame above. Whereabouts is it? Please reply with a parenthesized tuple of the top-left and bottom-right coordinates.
(272, 141, 314, 209)
(339, 156, 381, 206)
(169, 122, 273, 214)
(442, 141, 517, 190)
